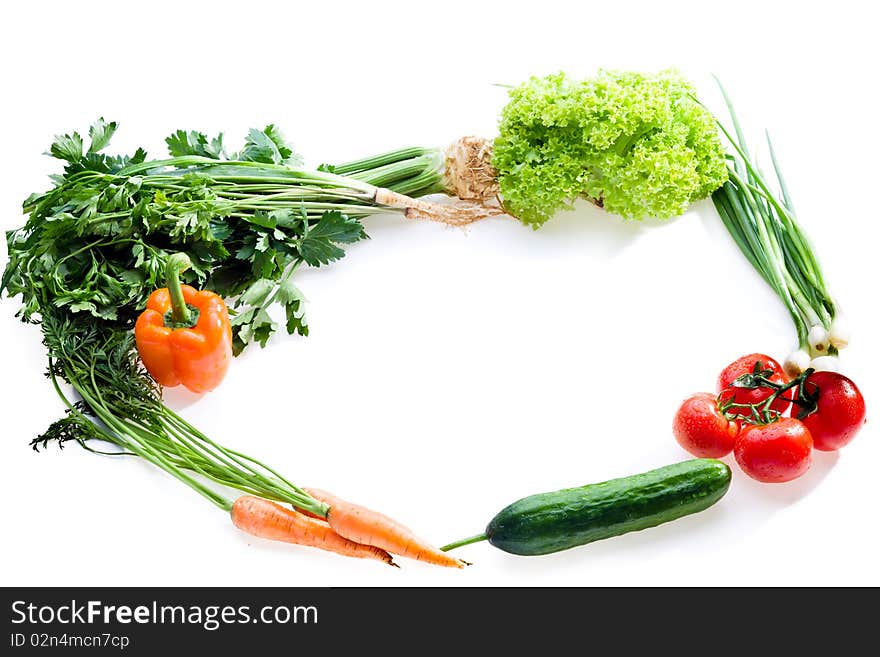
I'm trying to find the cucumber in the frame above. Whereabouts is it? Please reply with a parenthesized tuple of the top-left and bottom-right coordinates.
(483, 458, 731, 556)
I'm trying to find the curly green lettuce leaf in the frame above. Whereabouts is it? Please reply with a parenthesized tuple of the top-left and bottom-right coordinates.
(492, 69, 728, 226)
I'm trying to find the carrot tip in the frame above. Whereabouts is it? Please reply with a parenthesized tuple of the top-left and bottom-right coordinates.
(389, 560, 401, 569)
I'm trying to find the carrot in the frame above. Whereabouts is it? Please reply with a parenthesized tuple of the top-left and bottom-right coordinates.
(231, 496, 396, 566)
(305, 487, 468, 569)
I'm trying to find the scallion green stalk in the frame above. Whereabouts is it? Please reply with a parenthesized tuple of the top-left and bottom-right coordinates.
(711, 79, 842, 372)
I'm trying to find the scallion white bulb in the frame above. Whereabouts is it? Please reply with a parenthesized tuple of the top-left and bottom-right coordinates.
(810, 355, 841, 372)
(784, 349, 812, 378)
(808, 324, 829, 355)
(829, 315, 850, 350)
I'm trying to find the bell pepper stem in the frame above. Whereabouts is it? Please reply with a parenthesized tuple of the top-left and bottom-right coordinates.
(166, 253, 193, 325)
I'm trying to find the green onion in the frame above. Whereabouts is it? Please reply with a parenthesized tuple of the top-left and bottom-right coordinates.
(711, 79, 842, 374)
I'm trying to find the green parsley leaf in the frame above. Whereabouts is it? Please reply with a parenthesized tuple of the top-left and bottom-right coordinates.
(237, 278, 275, 308)
(49, 131, 84, 163)
(275, 277, 308, 336)
(298, 211, 366, 266)
(238, 127, 283, 164)
(165, 130, 225, 159)
(238, 125, 302, 166)
(88, 118, 118, 153)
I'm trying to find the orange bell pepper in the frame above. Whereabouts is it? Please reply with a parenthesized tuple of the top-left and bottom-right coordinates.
(134, 253, 232, 394)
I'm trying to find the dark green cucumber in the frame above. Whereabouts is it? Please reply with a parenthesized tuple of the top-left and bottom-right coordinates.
(485, 458, 731, 556)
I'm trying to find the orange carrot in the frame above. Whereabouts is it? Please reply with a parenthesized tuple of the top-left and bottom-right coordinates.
(231, 496, 396, 566)
(305, 487, 468, 569)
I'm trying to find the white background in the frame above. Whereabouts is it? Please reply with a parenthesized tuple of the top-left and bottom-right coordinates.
(1, 0, 877, 586)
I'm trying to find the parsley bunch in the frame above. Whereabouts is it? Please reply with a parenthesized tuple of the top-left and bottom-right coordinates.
(3, 119, 416, 353)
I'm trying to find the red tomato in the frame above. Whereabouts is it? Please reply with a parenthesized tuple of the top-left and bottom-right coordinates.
(798, 371, 866, 451)
(717, 353, 791, 419)
(734, 418, 813, 483)
(673, 393, 739, 458)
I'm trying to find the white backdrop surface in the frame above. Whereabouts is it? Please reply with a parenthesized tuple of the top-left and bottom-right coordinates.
(1, 0, 877, 586)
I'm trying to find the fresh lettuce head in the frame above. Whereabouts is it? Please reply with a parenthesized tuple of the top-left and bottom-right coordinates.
(492, 69, 728, 226)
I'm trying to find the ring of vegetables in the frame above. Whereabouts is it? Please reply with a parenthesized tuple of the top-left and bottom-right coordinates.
(2, 70, 863, 567)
